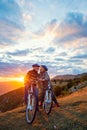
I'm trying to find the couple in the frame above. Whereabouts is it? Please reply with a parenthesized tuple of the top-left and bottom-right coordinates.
(24, 64, 60, 109)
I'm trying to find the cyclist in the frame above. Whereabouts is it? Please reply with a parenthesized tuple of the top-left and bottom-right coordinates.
(39, 65, 60, 107)
(24, 64, 40, 106)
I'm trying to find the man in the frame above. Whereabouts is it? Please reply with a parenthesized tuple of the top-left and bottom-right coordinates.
(39, 65, 60, 107)
(24, 64, 40, 105)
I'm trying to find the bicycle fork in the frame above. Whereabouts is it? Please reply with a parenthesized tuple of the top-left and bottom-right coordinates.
(27, 86, 34, 110)
(45, 90, 51, 103)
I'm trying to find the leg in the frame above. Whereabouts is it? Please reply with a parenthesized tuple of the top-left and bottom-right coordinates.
(24, 85, 29, 105)
(33, 87, 39, 110)
(52, 91, 60, 107)
(40, 89, 46, 106)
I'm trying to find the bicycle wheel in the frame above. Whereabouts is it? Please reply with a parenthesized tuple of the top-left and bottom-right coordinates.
(44, 90, 53, 115)
(26, 93, 37, 124)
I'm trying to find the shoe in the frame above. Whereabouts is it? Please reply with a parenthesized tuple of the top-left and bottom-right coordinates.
(56, 103, 60, 107)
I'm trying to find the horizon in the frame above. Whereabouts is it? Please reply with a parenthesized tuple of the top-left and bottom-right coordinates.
(0, 71, 87, 82)
(0, 71, 87, 95)
(0, 0, 87, 81)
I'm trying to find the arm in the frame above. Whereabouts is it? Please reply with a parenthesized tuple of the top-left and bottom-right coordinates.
(24, 71, 30, 85)
(24, 70, 39, 85)
(39, 72, 50, 82)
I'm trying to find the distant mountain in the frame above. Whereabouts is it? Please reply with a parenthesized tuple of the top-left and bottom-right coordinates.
(52, 74, 76, 80)
(75, 73, 87, 78)
(52, 73, 87, 80)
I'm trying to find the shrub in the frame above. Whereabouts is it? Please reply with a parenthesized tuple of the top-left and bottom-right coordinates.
(54, 85, 62, 96)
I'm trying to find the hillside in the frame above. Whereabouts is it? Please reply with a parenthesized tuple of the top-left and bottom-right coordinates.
(0, 87, 24, 112)
(0, 81, 23, 95)
(52, 73, 87, 80)
(0, 87, 87, 130)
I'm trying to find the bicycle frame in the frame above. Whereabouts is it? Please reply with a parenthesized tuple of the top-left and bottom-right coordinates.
(27, 85, 33, 109)
(45, 89, 52, 103)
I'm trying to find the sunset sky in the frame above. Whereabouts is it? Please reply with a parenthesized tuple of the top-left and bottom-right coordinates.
(0, 0, 87, 81)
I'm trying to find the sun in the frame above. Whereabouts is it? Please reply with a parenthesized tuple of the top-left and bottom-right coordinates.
(0, 76, 24, 82)
(14, 76, 24, 82)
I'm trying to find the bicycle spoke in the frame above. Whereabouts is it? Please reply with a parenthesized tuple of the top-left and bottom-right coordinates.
(26, 94, 37, 124)
(44, 90, 53, 114)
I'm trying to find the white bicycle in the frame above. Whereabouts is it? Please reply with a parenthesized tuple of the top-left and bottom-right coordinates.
(26, 84, 38, 124)
(43, 83, 53, 115)
(26, 83, 53, 124)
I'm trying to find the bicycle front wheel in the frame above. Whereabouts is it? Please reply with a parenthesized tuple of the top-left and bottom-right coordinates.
(26, 93, 37, 124)
(44, 90, 53, 115)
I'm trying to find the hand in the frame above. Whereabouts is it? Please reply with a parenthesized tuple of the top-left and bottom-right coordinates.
(39, 78, 45, 81)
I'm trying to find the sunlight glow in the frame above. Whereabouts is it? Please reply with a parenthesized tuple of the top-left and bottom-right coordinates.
(0, 76, 24, 82)
(15, 76, 24, 82)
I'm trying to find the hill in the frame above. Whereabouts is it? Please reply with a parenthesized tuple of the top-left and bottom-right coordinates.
(0, 87, 24, 112)
(52, 74, 76, 80)
(52, 72, 87, 80)
(0, 81, 23, 96)
(0, 87, 87, 130)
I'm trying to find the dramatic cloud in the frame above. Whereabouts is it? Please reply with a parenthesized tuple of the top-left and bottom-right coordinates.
(53, 12, 87, 45)
(6, 49, 30, 56)
(0, 0, 24, 47)
(0, 20, 24, 47)
(72, 54, 87, 59)
(0, 61, 32, 77)
(0, 0, 87, 78)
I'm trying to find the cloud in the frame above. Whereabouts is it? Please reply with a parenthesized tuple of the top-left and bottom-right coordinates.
(16, 0, 35, 10)
(33, 12, 87, 47)
(72, 54, 87, 59)
(23, 13, 32, 21)
(6, 49, 30, 56)
(53, 12, 87, 45)
(30, 12, 87, 56)
(0, 0, 23, 28)
(45, 47, 55, 53)
(0, 0, 24, 47)
(0, 1, 87, 77)
(0, 20, 24, 47)
(15, 0, 34, 26)
(0, 61, 32, 77)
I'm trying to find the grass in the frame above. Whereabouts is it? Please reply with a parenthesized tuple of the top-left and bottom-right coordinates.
(0, 87, 87, 130)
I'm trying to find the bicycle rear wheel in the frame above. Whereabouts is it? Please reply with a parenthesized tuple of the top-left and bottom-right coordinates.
(44, 90, 53, 115)
(26, 93, 37, 124)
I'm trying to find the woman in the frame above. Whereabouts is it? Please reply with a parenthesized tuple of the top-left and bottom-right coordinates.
(38, 65, 60, 107)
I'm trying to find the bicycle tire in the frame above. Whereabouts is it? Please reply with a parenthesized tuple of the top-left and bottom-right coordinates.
(44, 90, 53, 115)
(26, 93, 37, 124)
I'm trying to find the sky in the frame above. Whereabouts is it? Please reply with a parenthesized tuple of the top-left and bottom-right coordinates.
(0, 0, 87, 81)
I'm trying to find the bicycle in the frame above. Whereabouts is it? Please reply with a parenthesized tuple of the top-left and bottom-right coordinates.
(43, 83, 53, 115)
(26, 83, 53, 124)
(26, 83, 38, 124)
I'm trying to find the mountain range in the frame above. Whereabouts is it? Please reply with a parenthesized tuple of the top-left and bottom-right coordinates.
(52, 73, 87, 80)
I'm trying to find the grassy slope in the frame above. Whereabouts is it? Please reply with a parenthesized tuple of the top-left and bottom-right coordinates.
(0, 87, 87, 130)
(0, 81, 23, 96)
(0, 87, 24, 112)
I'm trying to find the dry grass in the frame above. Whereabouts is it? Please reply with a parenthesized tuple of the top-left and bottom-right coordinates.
(0, 87, 87, 130)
